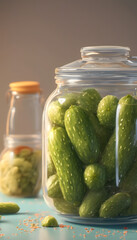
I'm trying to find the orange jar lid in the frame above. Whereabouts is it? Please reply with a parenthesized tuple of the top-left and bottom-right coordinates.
(9, 81, 40, 94)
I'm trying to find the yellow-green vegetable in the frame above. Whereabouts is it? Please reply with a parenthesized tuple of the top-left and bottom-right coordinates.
(0, 202, 20, 214)
(0, 148, 41, 197)
(41, 215, 59, 227)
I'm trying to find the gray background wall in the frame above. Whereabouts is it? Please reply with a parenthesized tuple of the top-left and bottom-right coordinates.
(0, 0, 137, 150)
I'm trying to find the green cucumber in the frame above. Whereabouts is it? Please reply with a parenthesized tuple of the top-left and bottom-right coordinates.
(77, 88, 101, 114)
(48, 127, 86, 205)
(57, 92, 79, 108)
(99, 192, 131, 218)
(101, 132, 116, 181)
(47, 174, 62, 198)
(79, 189, 108, 218)
(0, 202, 20, 214)
(89, 113, 112, 152)
(48, 101, 66, 127)
(116, 95, 136, 180)
(84, 164, 106, 190)
(97, 95, 118, 129)
(48, 93, 79, 127)
(64, 105, 100, 164)
(120, 159, 137, 193)
(121, 193, 137, 216)
(47, 155, 56, 178)
(101, 95, 136, 181)
(53, 198, 79, 215)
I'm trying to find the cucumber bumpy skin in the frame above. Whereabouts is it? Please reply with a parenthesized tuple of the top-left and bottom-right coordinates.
(77, 88, 101, 114)
(0, 202, 20, 214)
(53, 198, 79, 215)
(48, 101, 66, 127)
(79, 189, 108, 218)
(99, 192, 131, 218)
(47, 155, 56, 178)
(120, 159, 137, 193)
(48, 127, 86, 206)
(101, 132, 116, 181)
(84, 164, 106, 191)
(101, 95, 136, 181)
(47, 174, 62, 198)
(121, 193, 137, 216)
(58, 92, 79, 108)
(65, 105, 100, 165)
(48, 93, 79, 127)
(97, 95, 118, 129)
(89, 113, 112, 152)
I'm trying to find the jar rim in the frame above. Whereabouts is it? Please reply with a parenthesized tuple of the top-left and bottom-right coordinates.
(9, 81, 41, 94)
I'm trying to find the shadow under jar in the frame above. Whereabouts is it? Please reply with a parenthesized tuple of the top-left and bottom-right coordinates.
(42, 46, 137, 225)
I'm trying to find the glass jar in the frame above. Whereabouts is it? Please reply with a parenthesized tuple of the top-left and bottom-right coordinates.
(42, 46, 137, 224)
(0, 81, 42, 197)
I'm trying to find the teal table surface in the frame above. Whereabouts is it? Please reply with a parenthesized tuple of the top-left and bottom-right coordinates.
(0, 190, 137, 240)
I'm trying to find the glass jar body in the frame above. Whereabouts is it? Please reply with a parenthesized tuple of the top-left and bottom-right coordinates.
(6, 91, 42, 135)
(0, 85, 42, 197)
(42, 46, 137, 224)
(42, 82, 137, 224)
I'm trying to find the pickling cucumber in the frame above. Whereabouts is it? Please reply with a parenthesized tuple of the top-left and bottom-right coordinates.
(57, 92, 79, 108)
(77, 88, 101, 114)
(89, 113, 112, 152)
(47, 174, 62, 198)
(97, 95, 118, 129)
(117, 95, 137, 180)
(84, 163, 106, 190)
(48, 127, 86, 205)
(53, 198, 79, 215)
(121, 193, 137, 216)
(48, 93, 78, 127)
(64, 105, 100, 164)
(79, 189, 108, 217)
(120, 159, 137, 193)
(101, 95, 136, 181)
(48, 101, 66, 127)
(47, 155, 56, 178)
(99, 192, 131, 218)
(101, 132, 116, 181)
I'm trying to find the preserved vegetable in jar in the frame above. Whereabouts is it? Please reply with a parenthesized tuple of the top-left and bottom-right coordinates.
(0, 81, 42, 197)
(42, 46, 137, 224)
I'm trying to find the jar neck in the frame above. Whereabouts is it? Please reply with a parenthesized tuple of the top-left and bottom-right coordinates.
(80, 46, 130, 62)
(6, 91, 42, 136)
(4, 134, 41, 149)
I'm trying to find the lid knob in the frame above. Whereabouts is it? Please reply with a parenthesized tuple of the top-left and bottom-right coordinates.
(81, 46, 130, 61)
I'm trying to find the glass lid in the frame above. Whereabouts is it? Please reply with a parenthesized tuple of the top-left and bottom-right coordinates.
(55, 46, 137, 80)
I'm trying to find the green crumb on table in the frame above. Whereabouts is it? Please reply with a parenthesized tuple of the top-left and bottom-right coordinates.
(41, 215, 59, 227)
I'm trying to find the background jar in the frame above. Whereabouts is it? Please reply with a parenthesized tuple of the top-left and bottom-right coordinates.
(42, 46, 137, 224)
(0, 81, 43, 197)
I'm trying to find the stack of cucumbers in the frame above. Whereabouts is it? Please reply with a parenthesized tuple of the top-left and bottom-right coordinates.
(47, 89, 137, 218)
